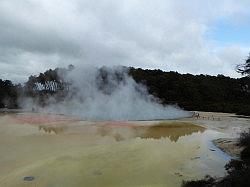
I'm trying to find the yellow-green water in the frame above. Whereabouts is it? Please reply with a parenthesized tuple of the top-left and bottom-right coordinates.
(0, 113, 230, 187)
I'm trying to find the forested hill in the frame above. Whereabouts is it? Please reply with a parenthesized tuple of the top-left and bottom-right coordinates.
(1, 66, 250, 115)
(129, 68, 250, 115)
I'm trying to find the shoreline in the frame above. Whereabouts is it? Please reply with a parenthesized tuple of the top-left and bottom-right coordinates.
(1, 109, 248, 160)
(213, 138, 244, 158)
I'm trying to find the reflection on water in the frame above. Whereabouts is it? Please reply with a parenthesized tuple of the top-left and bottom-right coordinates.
(97, 122, 205, 142)
(0, 114, 228, 187)
(137, 122, 205, 142)
(38, 125, 65, 134)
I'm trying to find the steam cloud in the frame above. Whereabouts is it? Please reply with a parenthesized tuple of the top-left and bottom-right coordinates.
(23, 66, 191, 121)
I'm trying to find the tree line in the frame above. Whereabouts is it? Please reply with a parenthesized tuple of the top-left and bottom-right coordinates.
(0, 57, 250, 115)
(0, 79, 21, 108)
(129, 68, 250, 115)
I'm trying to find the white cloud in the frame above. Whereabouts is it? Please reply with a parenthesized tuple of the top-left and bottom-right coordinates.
(0, 0, 249, 82)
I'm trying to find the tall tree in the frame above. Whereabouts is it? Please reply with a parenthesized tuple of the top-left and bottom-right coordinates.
(237, 54, 250, 76)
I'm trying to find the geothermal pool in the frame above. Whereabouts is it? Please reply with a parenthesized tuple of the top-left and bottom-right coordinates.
(0, 112, 249, 187)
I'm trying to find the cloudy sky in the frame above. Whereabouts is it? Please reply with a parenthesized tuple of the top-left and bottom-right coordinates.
(0, 0, 250, 82)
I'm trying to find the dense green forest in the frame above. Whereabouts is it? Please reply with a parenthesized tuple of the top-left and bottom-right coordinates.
(129, 68, 250, 115)
(0, 80, 21, 108)
(1, 59, 250, 115)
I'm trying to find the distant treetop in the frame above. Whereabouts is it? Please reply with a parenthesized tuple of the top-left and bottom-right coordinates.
(237, 54, 250, 76)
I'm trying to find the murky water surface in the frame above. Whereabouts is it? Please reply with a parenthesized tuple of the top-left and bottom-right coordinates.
(0, 112, 239, 187)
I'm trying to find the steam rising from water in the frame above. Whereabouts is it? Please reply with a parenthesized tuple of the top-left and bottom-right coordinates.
(23, 66, 191, 120)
